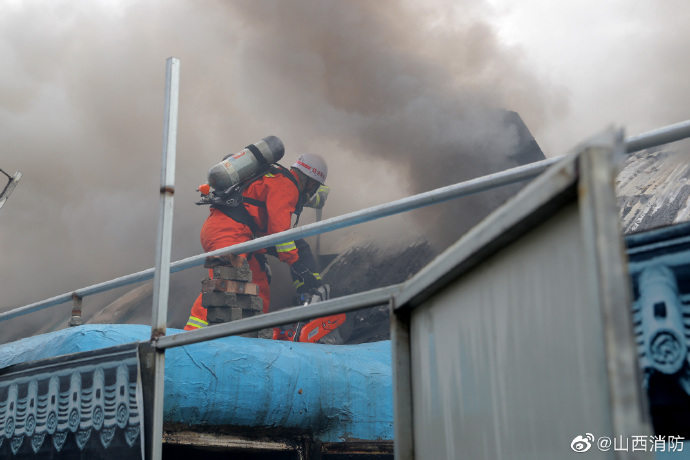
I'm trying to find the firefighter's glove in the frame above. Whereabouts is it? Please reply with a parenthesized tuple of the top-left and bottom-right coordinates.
(298, 284, 330, 305)
(306, 185, 330, 209)
(300, 270, 322, 292)
(291, 261, 323, 292)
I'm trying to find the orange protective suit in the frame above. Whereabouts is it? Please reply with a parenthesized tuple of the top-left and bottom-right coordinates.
(184, 170, 301, 331)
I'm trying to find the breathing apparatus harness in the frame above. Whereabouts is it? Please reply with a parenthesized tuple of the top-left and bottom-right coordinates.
(195, 144, 307, 235)
(195, 142, 323, 293)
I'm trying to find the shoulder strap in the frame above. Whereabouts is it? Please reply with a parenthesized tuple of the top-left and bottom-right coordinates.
(212, 203, 263, 235)
(238, 164, 297, 209)
(242, 196, 266, 208)
(268, 164, 306, 225)
(245, 143, 271, 170)
(211, 164, 303, 234)
(269, 164, 299, 189)
(271, 165, 307, 225)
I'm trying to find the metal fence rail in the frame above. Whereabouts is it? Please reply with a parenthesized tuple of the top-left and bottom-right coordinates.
(156, 284, 401, 349)
(2, 120, 690, 325)
(2, 57, 690, 460)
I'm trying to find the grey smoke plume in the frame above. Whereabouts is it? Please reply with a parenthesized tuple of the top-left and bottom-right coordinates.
(1, 0, 688, 340)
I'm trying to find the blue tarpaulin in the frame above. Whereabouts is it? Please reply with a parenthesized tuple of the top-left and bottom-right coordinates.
(0, 324, 393, 442)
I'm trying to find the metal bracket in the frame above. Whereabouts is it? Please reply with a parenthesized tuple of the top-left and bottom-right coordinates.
(68, 292, 83, 327)
(0, 170, 22, 210)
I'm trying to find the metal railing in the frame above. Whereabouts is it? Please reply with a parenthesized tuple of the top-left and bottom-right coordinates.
(2, 57, 690, 460)
(3, 119, 690, 326)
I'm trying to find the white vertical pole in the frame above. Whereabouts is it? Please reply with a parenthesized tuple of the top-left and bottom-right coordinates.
(150, 56, 180, 460)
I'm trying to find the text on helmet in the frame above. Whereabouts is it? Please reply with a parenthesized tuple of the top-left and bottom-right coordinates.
(296, 160, 326, 180)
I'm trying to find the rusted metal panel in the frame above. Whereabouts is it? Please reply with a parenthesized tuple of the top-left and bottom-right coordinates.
(163, 430, 301, 452)
(321, 440, 394, 456)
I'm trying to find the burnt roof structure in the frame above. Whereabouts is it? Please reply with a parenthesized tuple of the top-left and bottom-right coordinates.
(617, 145, 690, 234)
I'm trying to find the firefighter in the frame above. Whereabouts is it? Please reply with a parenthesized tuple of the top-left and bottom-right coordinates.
(184, 153, 329, 331)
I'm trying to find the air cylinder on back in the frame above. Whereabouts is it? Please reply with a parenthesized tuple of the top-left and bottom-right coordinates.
(207, 135, 285, 191)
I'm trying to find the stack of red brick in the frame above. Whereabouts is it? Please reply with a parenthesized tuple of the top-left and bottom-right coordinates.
(203, 255, 263, 337)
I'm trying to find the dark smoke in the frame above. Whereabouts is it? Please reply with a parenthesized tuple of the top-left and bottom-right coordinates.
(1, 0, 687, 342)
(217, 0, 558, 246)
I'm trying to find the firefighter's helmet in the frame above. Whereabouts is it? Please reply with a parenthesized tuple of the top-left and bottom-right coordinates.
(292, 153, 328, 184)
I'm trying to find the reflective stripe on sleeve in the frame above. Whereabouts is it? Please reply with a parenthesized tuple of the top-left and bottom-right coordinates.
(276, 241, 297, 253)
(186, 316, 208, 330)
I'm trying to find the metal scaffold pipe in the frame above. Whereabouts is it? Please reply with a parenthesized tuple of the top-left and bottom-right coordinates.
(2, 118, 690, 324)
(148, 56, 180, 460)
(625, 119, 690, 153)
(151, 57, 180, 339)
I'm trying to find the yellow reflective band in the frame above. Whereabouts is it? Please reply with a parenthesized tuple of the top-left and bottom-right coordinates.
(276, 241, 297, 253)
(186, 316, 208, 329)
(264, 172, 275, 177)
(191, 315, 208, 325)
(294, 273, 320, 289)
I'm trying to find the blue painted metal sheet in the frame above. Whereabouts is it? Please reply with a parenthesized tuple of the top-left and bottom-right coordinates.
(0, 324, 393, 443)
